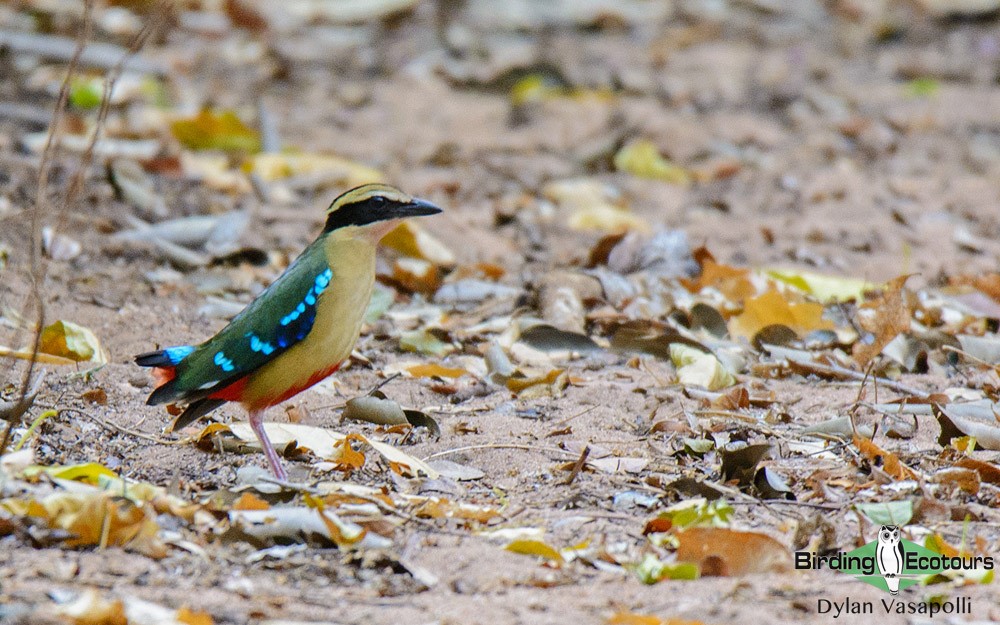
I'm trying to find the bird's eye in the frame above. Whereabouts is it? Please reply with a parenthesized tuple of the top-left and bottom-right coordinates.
(370, 196, 387, 210)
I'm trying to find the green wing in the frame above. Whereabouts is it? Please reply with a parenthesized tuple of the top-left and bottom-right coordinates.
(149, 238, 332, 404)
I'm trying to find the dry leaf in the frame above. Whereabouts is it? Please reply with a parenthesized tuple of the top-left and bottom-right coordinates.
(932, 467, 980, 494)
(231, 492, 270, 511)
(171, 109, 260, 152)
(38, 320, 106, 364)
(53, 590, 127, 625)
(414, 498, 498, 522)
(680, 248, 755, 302)
(506, 538, 564, 563)
(675, 527, 791, 575)
(766, 268, 876, 303)
(670, 344, 736, 390)
(614, 138, 691, 186)
(227, 507, 367, 548)
(334, 434, 367, 473)
(543, 178, 650, 234)
(381, 221, 456, 267)
(853, 436, 919, 481)
(248, 152, 382, 188)
(342, 395, 407, 427)
(729, 291, 833, 341)
(227, 423, 438, 477)
(405, 363, 469, 379)
(852, 275, 913, 368)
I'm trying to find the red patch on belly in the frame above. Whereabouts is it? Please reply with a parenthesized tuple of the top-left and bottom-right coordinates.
(244, 362, 342, 410)
(208, 376, 248, 402)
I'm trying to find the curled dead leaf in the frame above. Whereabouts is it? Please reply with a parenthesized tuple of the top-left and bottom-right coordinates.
(676, 527, 791, 576)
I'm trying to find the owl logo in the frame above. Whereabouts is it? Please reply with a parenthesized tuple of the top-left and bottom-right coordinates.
(876, 525, 905, 595)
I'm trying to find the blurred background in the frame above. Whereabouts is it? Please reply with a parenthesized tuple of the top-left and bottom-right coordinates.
(2, 0, 1000, 286)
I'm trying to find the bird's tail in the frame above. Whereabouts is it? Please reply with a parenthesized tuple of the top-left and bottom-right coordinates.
(135, 346, 195, 368)
(135, 346, 195, 405)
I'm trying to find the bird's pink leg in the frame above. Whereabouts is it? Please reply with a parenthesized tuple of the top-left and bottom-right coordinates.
(248, 409, 288, 481)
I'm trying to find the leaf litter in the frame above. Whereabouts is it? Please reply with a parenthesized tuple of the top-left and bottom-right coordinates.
(2, 0, 1000, 623)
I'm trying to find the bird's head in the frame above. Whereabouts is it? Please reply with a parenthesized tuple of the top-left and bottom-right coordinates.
(323, 183, 442, 241)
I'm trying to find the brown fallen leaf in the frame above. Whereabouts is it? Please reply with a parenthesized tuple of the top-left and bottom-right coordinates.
(853, 435, 919, 481)
(675, 527, 791, 576)
(853, 275, 913, 368)
(932, 467, 980, 494)
(953, 455, 1000, 485)
(232, 492, 270, 511)
(680, 249, 755, 303)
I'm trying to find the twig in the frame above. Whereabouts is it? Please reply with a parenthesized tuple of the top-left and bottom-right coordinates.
(793, 359, 926, 396)
(728, 499, 843, 511)
(423, 443, 580, 461)
(561, 445, 590, 485)
(553, 405, 597, 427)
(0, 371, 45, 424)
(2, 2, 165, 457)
(60, 407, 180, 445)
(0, 4, 94, 457)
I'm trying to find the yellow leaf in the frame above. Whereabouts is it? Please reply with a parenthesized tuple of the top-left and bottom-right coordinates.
(414, 498, 500, 523)
(511, 74, 561, 105)
(54, 589, 127, 625)
(669, 344, 735, 391)
(505, 538, 565, 563)
(33, 462, 118, 485)
(568, 204, 650, 234)
(194, 422, 233, 441)
(382, 220, 456, 266)
(179, 152, 252, 194)
(614, 139, 691, 186)
(232, 492, 270, 511)
(506, 369, 564, 393)
(177, 607, 214, 625)
(509, 74, 613, 106)
(0, 346, 76, 365)
(406, 363, 468, 378)
(24, 491, 167, 557)
(38, 320, 105, 364)
(399, 328, 455, 357)
(607, 613, 661, 625)
(170, 109, 260, 152)
(543, 178, 650, 234)
(765, 268, 877, 303)
(248, 152, 382, 188)
(334, 433, 368, 473)
(728, 290, 833, 340)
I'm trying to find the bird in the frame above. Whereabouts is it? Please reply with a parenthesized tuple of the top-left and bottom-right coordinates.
(875, 524, 905, 595)
(135, 183, 442, 480)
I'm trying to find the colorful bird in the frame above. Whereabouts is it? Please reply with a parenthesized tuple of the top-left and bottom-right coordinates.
(136, 184, 442, 480)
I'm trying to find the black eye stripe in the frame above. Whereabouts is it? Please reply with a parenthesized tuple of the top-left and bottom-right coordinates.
(324, 196, 391, 231)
